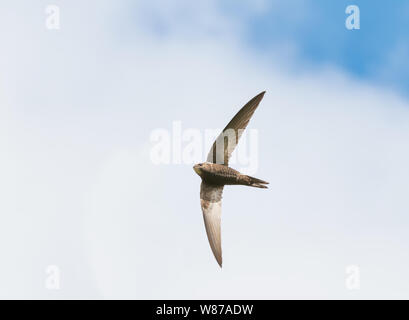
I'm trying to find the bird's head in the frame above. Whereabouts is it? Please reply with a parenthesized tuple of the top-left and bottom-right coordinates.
(193, 163, 205, 176)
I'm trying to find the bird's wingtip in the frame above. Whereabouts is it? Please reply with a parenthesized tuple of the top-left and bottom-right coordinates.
(255, 91, 266, 100)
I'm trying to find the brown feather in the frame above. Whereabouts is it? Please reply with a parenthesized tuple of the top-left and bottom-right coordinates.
(200, 182, 224, 267)
(207, 91, 266, 165)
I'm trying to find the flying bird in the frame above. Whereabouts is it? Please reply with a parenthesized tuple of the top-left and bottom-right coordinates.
(193, 91, 268, 267)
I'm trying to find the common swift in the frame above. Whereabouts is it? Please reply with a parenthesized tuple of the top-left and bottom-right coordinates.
(193, 91, 268, 267)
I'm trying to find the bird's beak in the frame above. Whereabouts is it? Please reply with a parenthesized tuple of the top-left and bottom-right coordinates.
(193, 165, 201, 175)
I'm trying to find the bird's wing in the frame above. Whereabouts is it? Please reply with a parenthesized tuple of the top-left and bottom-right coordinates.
(206, 91, 266, 165)
(200, 182, 224, 267)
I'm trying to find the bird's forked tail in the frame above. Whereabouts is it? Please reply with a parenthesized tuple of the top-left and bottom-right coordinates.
(241, 175, 269, 189)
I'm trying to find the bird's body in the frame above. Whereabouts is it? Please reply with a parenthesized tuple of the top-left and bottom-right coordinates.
(193, 91, 268, 267)
(194, 162, 268, 188)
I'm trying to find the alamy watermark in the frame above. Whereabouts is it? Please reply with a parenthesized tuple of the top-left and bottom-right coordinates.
(345, 5, 360, 30)
(150, 121, 260, 174)
(345, 265, 360, 290)
(45, 5, 60, 30)
(45, 265, 61, 290)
